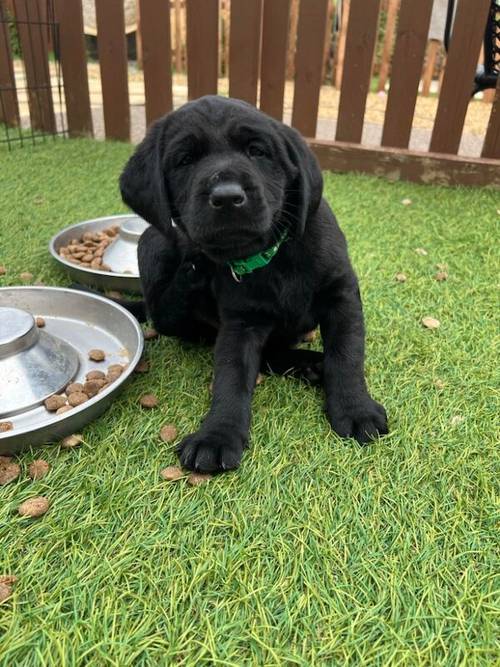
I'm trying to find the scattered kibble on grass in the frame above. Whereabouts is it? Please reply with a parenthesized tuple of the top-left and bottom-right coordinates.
(0, 460, 20, 485)
(0, 421, 13, 432)
(401, 198, 412, 205)
(20, 272, 33, 282)
(61, 434, 83, 448)
(28, 460, 50, 480)
(421, 316, 440, 330)
(0, 266, 6, 276)
(35, 316, 45, 327)
(143, 328, 159, 340)
(434, 379, 445, 390)
(140, 394, 159, 408)
(0, 583, 12, 604)
(450, 415, 465, 426)
(18, 496, 50, 518)
(160, 465, 184, 481)
(160, 424, 178, 443)
(0, 575, 17, 585)
(435, 271, 448, 281)
(188, 472, 212, 486)
(395, 272, 407, 283)
(415, 248, 428, 256)
(88, 349, 106, 362)
(134, 358, 149, 373)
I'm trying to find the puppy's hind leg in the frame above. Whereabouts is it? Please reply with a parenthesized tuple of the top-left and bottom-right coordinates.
(261, 347, 324, 385)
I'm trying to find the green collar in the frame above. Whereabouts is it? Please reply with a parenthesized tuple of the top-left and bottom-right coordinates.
(227, 229, 288, 282)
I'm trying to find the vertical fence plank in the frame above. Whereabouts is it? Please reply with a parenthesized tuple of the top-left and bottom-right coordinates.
(174, 0, 182, 72)
(229, 0, 262, 105)
(376, 0, 399, 92)
(95, 0, 129, 141)
(381, 0, 433, 149)
(335, 0, 380, 143)
(138, 0, 172, 126)
(14, 0, 56, 132)
(430, 0, 491, 154)
(260, 0, 290, 120)
(421, 40, 440, 97)
(55, 0, 92, 137)
(291, 0, 329, 137)
(186, 0, 218, 100)
(482, 79, 500, 158)
(0, 3, 19, 126)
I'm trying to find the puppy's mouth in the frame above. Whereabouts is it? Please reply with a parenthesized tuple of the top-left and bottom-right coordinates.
(200, 235, 264, 262)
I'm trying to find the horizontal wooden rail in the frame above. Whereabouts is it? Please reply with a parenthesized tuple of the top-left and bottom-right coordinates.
(308, 139, 500, 188)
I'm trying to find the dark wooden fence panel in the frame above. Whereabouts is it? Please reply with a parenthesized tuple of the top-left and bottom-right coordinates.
(260, 0, 290, 121)
(13, 0, 56, 132)
(139, 0, 173, 126)
(0, 4, 19, 126)
(430, 0, 491, 154)
(335, 0, 380, 143)
(291, 0, 329, 137)
(482, 80, 500, 159)
(381, 0, 433, 148)
(95, 0, 129, 141)
(186, 0, 218, 101)
(56, 0, 92, 137)
(229, 0, 262, 105)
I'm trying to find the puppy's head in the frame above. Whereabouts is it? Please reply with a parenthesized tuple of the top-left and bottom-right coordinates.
(120, 96, 322, 262)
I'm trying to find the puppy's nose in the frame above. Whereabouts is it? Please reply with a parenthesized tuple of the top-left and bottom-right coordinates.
(208, 183, 247, 210)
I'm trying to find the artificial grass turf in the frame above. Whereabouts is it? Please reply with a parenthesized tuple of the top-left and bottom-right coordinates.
(0, 137, 498, 666)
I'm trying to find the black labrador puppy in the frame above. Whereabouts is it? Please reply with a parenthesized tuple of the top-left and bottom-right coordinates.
(120, 95, 388, 472)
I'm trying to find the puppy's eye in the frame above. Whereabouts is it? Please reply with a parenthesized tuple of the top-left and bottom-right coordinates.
(247, 144, 266, 158)
(177, 154, 193, 167)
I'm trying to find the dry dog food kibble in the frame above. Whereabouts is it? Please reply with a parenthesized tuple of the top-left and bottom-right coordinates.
(61, 434, 83, 448)
(134, 358, 149, 373)
(143, 328, 159, 340)
(28, 460, 50, 480)
(82, 381, 100, 397)
(0, 460, 20, 486)
(56, 405, 73, 415)
(187, 472, 212, 486)
(86, 370, 106, 381)
(0, 266, 6, 276)
(58, 225, 123, 273)
(0, 421, 13, 432)
(68, 392, 88, 407)
(44, 395, 67, 412)
(0, 575, 17, 585)
(0, 583, 12, 604)
(20, 272, 33, 282)
(88, 349, 105, 362)
(35, 317, 45, 328)
(107, 364, 124, 375)
(160, 424, 178, 443)
(66, 382, 84, 395)
(160, 465, 184, 481)
(139, 394, 159, 408)
(18, 496, 50, 518)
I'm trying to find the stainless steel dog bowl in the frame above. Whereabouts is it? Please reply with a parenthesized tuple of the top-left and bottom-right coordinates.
(49, 214, 149, 294)
(0, 307, 79, 417)
(0, 287, 144, 454)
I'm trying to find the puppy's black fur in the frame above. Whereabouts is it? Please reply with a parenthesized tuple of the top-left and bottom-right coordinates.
(120, 96, 388, 472)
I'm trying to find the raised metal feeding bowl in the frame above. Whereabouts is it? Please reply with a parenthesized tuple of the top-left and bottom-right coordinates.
(0, 287, 144, 454)
(49, 214, 149, 294)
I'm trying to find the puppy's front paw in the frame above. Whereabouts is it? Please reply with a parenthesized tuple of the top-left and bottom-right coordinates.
(327, 395, 388, 444)
(176, 428, 246, 472)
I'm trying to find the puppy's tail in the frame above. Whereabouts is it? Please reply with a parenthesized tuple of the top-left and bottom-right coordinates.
(69, 283, 148, 322)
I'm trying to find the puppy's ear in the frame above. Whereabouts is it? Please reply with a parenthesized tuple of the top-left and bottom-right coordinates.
(119, 117, 172, 233)
(279, 124, 323, 236)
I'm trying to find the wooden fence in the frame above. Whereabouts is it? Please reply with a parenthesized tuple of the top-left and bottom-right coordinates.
(1, 0, 499, 187)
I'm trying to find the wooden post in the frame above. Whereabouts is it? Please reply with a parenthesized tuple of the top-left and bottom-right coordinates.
(422, 39, 440, 96)
(174, 0, 182, 72)
(0, 1, 20, 126)
(136, 0, 143, 69)
(286, 0, 299, 79)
